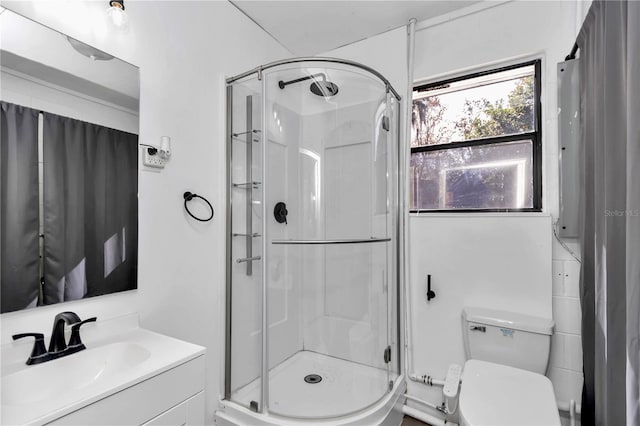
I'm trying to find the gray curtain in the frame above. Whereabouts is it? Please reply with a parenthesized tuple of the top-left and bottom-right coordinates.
(1, 102, 40, 312)
(577, 1, 640, 425)
(42, 112, 138, 304)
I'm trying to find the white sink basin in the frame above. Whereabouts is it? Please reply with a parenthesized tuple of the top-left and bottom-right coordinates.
(1, 321, 205, 426)
(3, 342, 150, 405)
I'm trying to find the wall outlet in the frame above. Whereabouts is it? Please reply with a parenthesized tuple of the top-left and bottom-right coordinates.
(143, 149, 166, 169)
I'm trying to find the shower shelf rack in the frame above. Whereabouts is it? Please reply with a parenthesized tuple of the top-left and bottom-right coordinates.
(232, 129, 260, 138)
(231, 94, 260, 276)
(232, 182, 261, 189)
(236, 256, 261, 263)
(233, 233, 261, 238)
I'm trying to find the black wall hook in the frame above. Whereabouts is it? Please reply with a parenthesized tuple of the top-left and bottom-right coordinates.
(183, 192, 214, 222)
(427, 274, 436, 301)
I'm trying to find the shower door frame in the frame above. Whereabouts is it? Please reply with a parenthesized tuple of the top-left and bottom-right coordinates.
(224, 58, 405, 417)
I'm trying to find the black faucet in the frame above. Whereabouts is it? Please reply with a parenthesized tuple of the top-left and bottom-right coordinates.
(12, 311, 97, 365)
(48, 311, 81, 354)
(66, 316, 98, 355)
(11, 333, 54, 365)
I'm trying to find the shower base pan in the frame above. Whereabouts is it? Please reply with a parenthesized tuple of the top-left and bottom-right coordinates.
(216, 351, 406, 425)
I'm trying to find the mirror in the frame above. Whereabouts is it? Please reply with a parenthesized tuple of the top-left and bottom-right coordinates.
(1, 8, 139, 313)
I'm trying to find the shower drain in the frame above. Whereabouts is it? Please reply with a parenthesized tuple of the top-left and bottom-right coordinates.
(304, 374, 322, 384)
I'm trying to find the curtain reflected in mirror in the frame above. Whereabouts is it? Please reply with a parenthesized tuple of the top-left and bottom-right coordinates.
(1, 8, 139, 313)
(1, 102, 40, 312)
(1, 101, 138, 313)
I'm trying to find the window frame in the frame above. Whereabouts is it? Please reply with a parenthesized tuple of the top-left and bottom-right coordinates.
(410, 59, 543, 213)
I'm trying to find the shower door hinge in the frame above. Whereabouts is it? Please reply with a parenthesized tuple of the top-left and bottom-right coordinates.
(382, 115, 390, 131)
(250, 400, 259, 412)
(383, 345, 391, 364)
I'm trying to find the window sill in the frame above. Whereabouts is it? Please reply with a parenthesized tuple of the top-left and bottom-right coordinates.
(409, 211, 550, 218)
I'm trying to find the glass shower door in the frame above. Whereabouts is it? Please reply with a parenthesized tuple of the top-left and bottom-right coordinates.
(226, 77, 265, 412)
(262, 65, 393, 419)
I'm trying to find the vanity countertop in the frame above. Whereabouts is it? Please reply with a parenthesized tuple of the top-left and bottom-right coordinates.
(1, 316, 205, 426)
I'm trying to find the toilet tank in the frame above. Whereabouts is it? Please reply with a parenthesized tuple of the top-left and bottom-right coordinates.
(462, 307, 555, 374)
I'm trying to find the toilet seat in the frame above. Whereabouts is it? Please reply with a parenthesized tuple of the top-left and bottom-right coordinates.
(459, 360, 560, 426)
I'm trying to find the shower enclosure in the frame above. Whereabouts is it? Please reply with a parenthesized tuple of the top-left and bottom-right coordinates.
(222, 58, 403, 424)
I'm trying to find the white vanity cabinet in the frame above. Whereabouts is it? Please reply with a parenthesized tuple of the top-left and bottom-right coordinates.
(47, 355, 205, 426)
(2, 319, 207, 426)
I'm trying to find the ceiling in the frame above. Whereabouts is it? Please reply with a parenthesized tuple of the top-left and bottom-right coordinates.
(230, 1, 482, 55)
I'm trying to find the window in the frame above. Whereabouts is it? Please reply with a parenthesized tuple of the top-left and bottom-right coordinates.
(410, 60, 542, 212)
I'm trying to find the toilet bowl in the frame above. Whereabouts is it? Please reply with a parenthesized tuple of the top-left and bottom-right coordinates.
(459, 360, 560, 426)
(459, 307, 560, 426)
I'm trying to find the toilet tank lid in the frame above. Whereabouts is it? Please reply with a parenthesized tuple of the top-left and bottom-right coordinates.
(463, 307, 554, 335)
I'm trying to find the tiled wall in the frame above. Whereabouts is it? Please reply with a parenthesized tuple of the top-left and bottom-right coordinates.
(550, 258, 584, 407)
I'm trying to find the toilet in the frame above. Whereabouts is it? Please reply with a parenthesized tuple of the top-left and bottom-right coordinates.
(459, 307, 561, 426)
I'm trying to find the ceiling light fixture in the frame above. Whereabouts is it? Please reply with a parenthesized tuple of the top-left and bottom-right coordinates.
(106, 0, 129, 32)
(66, 37, 114, 61)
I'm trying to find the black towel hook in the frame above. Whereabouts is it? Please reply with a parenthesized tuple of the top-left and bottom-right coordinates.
(183, 192, 214, 222)
(427, 274, 436, 301)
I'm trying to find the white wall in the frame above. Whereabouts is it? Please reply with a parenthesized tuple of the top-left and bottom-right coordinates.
(410, 0, 583, 410)
(326, 0, 584, 416)
(408, 214, 552, 408)
(0, 0, 290, 422)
